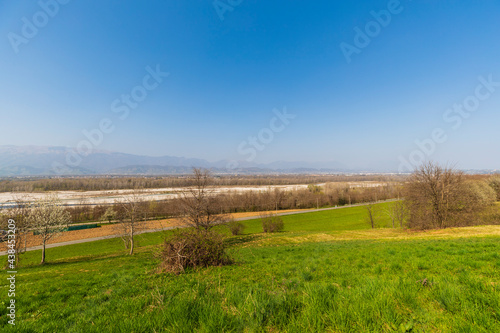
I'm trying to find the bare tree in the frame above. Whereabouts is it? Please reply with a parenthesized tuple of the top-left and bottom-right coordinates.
(27, 195, 71, 264)
(386, 205, 396, 228)
(271, 188, 287, 212)
(386, 200, 408, 228)
(394, 200, 408, 228)
(365, 204, 376, 229)
(178, 168, 228, 231)
(404, 162, 495, 229)
(114, 191, 145, 255)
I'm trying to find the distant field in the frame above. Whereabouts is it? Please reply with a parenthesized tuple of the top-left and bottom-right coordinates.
(2, 201, 500, 332)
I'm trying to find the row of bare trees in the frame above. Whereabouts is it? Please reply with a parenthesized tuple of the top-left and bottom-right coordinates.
(61, 182, 401, 224)
(0, 174, 407, 193)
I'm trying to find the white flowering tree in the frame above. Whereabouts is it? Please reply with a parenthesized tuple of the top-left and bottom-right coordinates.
(28, 195, 70, 264)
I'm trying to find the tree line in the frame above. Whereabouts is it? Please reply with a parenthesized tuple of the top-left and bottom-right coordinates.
(61, 181, 401, 224)
(0, 174, 406, 192)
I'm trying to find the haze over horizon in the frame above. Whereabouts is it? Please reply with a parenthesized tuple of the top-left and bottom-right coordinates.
(1, 1, 499, 172)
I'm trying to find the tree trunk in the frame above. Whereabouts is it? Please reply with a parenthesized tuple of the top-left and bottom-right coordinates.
(41, 240, 46, 264)
(129, 230, 134, 255)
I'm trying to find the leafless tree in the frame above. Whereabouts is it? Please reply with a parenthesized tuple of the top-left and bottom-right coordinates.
(404, 162, 495, 229)
(271, 188, 287, 212)
(386, 206, 396, 228)
(365, 204, 376, 229)
(114, 191, 145, 255)
(178, 168, 228, 231)
(27, 194, 71, 264)
(386, 200, 408, 228)
(394, 200, 408, 228)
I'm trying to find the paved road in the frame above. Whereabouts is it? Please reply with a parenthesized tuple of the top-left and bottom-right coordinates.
(0, 199, 397, 255)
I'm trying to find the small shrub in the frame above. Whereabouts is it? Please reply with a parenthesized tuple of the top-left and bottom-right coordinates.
(261, 213, 284, 233)
(159, 230, 232, 274)
(226, 219, 245, 235)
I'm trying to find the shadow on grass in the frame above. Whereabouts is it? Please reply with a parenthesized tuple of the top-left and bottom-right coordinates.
(225, 234, 262, 247)
(18, 250, 132, 269)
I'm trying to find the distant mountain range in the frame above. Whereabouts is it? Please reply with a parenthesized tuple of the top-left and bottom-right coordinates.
(0, 145, 348, 176)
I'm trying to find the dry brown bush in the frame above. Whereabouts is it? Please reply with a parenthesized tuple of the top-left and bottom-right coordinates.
(159, 230, 232, 274)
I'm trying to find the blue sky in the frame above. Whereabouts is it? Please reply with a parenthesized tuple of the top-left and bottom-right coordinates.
(1, 0, 499, 171)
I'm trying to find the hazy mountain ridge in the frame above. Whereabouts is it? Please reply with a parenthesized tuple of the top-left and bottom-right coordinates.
(0, 145, 347, 176)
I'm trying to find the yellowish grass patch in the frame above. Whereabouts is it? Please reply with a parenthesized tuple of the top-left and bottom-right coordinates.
(253, 225, 500, 246)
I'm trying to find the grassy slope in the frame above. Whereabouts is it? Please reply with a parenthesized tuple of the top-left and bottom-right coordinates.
(1, 201, 500, 332)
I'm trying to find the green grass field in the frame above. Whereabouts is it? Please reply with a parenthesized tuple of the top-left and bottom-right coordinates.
(1, 201, 500, 332)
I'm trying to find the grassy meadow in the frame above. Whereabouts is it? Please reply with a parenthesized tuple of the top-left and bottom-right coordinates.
(1, 201, 500, 332)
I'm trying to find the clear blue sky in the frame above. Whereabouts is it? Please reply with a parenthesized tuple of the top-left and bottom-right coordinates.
(1, 0, 499, 171)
